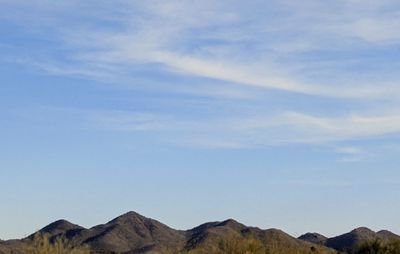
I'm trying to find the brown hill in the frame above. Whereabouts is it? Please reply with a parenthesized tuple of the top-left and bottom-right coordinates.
(298, 232, 328, 245)
(31, 219, 85, 240)
(78, 211, 186, 253)
(0, 239, 26, 254)
(376, 230, 400, 241)
(186, 219, 336, 254)
(0, 212, 186, 254)
(300, 227, 400, 253)
(327, 227, 376, 251)
(1, 212, 399, 254)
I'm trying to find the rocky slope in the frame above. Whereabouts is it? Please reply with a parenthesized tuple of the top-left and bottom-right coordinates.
(298, 232, 328, 245)
(1, 212, 399, 254)
(300, 227, 400, 253)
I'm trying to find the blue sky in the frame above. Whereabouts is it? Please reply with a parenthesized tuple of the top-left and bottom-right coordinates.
(1, 0, 400, 239)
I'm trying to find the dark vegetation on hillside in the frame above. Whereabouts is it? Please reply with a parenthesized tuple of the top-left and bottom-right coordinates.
(0, 211, 399, 254)
(354, 239, 400, 254)
(27, 233, 91, 254)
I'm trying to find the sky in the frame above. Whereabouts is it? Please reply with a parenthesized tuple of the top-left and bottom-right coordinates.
(1, 0, 400, 240)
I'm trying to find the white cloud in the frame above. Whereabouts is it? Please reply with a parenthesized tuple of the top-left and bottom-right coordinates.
(334, 146, 364, 162)
(3, 0, 400, 149)
(4, 0, 400, 99)
(88, 109, 400, 147)
(349, 18, 400, 43)
(275, 112, 400, 143)
(335, 147, 363, 155)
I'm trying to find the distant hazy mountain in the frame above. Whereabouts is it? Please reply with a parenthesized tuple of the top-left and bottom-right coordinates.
(0, 212, 399, 254)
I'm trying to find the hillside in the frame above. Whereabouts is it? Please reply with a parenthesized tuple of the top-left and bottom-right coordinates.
(78, 211, 186, 253)
(0, 212, 399, 254)
(185, 219, 335, 254)
(298, 232, 328, 245)
(300, 227, 400, 253)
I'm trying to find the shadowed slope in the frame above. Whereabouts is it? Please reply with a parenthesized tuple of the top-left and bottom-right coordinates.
(2, 212, 400, 254)
(0, 239, 26, 254)
(376, 230, 400, 241)
(34, 219, 85, 240)
(324, 227, 400, 253)
(186, 219, 336, 254)
(298, 232, 328, 245)
(79, 211, 186, 253)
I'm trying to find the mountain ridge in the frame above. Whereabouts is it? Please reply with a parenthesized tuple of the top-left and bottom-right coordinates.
(298, 232, 328, 245)
(1, 211, 399, 254)
(300, 226, 400, 253)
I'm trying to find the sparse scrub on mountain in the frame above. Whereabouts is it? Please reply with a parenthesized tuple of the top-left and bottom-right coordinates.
(27, 233, 91, 254)
(182, 235, 268, 254)
(355, 239, 400, 254)
(1, 212, 399, 254)
(181, 234, 331, 254)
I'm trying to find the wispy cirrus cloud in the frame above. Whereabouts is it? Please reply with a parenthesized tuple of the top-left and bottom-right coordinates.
(334, 146, 364, 162)
(3, 0, 400, 99)
(2, 0, 400, 150)
(11, 104, 399, 149)
(87, 109, 400, 148)
(57, 0, 400, 99)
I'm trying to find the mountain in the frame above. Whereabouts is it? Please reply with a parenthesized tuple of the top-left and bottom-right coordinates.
(0, 212, 399, 254)
(298, 232, 328, 245)
(186, 219, 336, 254)
(325, 227, 377, 253)
(0, 244, 7, 254)
(77, 211, 186, 253)
(300, 227, 400, 253)
(376, 230, 400, 241)
(0, 240, 5, 254)
(0, 239, 25, 254)
(32, 219, 85, 240)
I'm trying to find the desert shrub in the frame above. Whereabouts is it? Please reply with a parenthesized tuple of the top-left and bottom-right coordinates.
(216, 236, 268, 254)
(27, 233, 91, 254)
(355, 239, 400, 254)
(182, 235, 269, 254)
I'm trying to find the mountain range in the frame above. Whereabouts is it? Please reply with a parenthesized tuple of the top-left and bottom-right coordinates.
(299, 227, 400, 253)
(0, 211, 399, 254)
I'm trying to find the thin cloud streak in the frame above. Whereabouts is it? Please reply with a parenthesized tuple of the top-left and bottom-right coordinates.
(2, 0, 400, 148)
(89, 109, 400, 148)
(4, 0, 400, 99)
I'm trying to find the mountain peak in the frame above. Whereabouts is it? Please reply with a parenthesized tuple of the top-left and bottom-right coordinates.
(351, 227, 375, 234)
(25, 219, 85, 240)
(122, 211, 143, 217)
(85, 211, 185, 253)
(299, 232, 327, 238)
(377, 230, 400, 240)
(325, 227, 378, 252)
(117, 211, 144, 218)
(218, 218, 240, 226)
(40, 219, 83, 234)
(2, 212, 399, 254)
(298, 232, 327, 245)
(108, 211, 147, 224)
